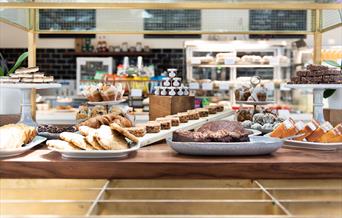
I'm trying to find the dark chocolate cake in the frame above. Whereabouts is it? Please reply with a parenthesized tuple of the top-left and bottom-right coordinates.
(173, 121, 250, 143)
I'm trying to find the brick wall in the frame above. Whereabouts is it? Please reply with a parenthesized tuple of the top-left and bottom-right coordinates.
(0, 48, 185, 79)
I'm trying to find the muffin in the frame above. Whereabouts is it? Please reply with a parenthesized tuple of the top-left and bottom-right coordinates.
(100, 84, 116, 101)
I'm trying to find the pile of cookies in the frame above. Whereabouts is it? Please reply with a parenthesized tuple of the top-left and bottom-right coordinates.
(77, 112, 132, 129)
(124, 103, 224, 138)
(0, 124, 37, 150)
(289, 64, 341, 84)
(0, 67, 54, 83)
(76, 105, 127, 123)
(47, 123, 138, 151)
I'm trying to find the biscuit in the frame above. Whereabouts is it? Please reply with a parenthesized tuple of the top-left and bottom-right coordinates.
(60, 132, 94, 150)
(94, 125, 128, 150)
(79, 126, 92, 136)
(47, 139, 80, 150)
(110, 123, 139, 143)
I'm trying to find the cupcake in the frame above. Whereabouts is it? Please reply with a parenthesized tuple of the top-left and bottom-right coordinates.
(83, 85, 102, 102)
(100, 84, 116, 101)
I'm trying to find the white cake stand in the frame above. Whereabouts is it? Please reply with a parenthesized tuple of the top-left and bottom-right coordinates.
(0, 83, 61, 127)
(285, 84, 342, 123)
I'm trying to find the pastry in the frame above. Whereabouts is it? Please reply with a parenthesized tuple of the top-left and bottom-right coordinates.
(0, 124, 36, 150)
(78, 126, 104, 150)
(83, 85, 102, 102)
(253, 113, 265, 125)
(236, 109, 253, 122)
(294, 119, 320, 141)
(270, 118, 297, 138)
(60, 132, 94, 150)
(110, 123, 139, 143)
(187, 110, 200, 120)
(90, 105, 107, 118)
(205, 105, 217, 114)
(196, 108, 209, 117)
(77, 113, 132, 129)
(241, 120, 253, 128)
(177, 112, 189, 123)
(165, 115, 180, 126)
(126, 127, 146, 137)
(46, 139, 80, 150)
(76, 105, 89, 121)
(318, 123, 342, 143)
(37, 124, 77, 134)
(306, 121, 333, 142)
(251, 123, 262, 130)
(145, 121, 161, 133)
(94, 125, 128, 150)
(155, 118, 172, 130)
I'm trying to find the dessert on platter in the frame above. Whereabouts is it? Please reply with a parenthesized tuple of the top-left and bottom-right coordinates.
(241, 109, 284, 133)
(82, 83, 125, 103)
(0, 124, 46, 158)
(168, 121, 282, 156)
(0, 67, 54, 83)
(289, 64, 341, 84)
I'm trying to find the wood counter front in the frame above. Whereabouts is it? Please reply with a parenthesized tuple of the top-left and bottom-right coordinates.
(1, 143, 342, 179)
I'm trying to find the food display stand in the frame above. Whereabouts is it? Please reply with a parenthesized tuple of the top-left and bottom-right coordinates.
(1, 1, 342, 217)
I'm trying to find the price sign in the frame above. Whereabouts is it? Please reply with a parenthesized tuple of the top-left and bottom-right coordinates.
(189, 82, 200, 90)
(202, 82, 213, 90)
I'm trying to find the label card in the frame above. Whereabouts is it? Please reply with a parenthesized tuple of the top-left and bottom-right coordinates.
(202, 82, 213, 90)
(189, 82, 200, 90)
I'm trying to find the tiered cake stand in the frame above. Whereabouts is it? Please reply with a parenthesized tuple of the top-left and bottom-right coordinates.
(0, 83, 61, 127)
(285, 84, 342, 123)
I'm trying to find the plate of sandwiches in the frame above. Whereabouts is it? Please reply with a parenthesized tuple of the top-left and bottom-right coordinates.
(167, 120, 282, 156)
(0, 124, 47, 158)
(0, 66, 54, 83)
(268, 118, 342, 150)
(47, 123, 140, 159)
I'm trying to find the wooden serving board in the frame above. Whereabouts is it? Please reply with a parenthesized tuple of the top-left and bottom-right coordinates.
(139, 110, 234, 147)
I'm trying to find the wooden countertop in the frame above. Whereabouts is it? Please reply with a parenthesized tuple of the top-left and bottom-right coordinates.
(1, 143, 342, 179)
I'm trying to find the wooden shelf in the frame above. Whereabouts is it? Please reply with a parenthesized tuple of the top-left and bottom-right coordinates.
(191, 64, 290, 68)
(64, 51, 153, 57)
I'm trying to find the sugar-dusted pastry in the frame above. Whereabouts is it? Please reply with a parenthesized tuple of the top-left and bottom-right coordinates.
(145, 121, 161, 133)
(165, 115, 180, 126)
(318, 123, 342, 143)
(60, 132, 94, 150)
(270, 118, 297, 138)
(294, 119, 320, 141)
(196, 108, 209, 117)
(94, 125, 128, 150)
(126, 127, 146, 137)
(177, 112, 189, 123)
(187, 110, 200, 120)
(306, 121, 333, 142)
(155, 118, 172, 130)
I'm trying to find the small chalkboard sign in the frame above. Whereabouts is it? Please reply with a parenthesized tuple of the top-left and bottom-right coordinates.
(249, 10, 307, 38)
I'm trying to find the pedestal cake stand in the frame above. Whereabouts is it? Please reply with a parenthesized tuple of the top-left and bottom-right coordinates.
(0, 83, 61, 127)
(285, 84, 342, 123)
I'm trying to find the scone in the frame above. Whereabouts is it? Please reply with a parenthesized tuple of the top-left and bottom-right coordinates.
(60, 132, 94, 150)
(47, 140, 80, 150)
(79, 126, 104, 150)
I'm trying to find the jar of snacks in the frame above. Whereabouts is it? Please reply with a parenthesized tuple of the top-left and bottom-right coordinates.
(160, 87, 167, 96)
(172, 77, 182, 87)
(168, 87, 176, 96)
(162, 78, 171, 87)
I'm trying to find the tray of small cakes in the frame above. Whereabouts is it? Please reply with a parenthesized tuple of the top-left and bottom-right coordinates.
(267, 118, 342, 150)
(82, 83, 126, 105)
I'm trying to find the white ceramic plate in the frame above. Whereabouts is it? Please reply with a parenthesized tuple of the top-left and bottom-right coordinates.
(0, 136, 47, 158)
(49, 142, 140, 159)
(167, 136, 283, 156)
(284, 140, 342, 150)
(87, 99, 126, 105)
(247, 129, 262, 136)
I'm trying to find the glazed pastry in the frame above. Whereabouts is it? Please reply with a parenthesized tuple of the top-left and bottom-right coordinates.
(165, 116, 180, 126)
(270, 118, 297, 138)
(90, 105, 107, 118)
(196, 108, 209, 117)
(318, 124, 342, 143)
(294, 119, 320, 141)
(145, 121, 161, 133)
(155, 118, 172, 130)
(126, 127, 146, 137)
(177, 112, 189, 123)
(187, 110, 200, 120)
(306, 121, 333, 142)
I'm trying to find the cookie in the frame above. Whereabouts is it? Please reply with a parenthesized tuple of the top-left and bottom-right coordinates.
(60, 132, 94, 150)
(46, 139, 80, 150)
(94, 125, 128, 150)
(110, 123, 139, 143)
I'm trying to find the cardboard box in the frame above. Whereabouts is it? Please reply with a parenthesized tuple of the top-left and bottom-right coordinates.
(149, 95, 195, 120)
(324, 109, 342, 126)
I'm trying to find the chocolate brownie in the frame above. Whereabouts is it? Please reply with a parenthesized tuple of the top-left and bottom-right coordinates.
(307, 64, 329, 71)
(296, 70, 310, 77)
